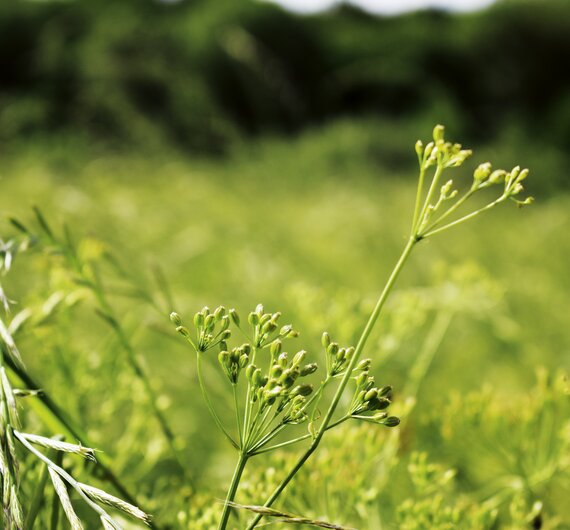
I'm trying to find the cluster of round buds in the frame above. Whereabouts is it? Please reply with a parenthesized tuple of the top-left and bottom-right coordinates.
(248, 304, 298, 348)
(322, 332, 354, 377)
(472, 163, 533, 207)
(218, 344, 251, 384)
(246, 349, 314, 417)
(350, 371, 399, 427)
(170, 307, 231, 353)
(415, 125, 472, 170)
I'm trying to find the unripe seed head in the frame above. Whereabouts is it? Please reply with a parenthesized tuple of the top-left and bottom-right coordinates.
(327, 342, 339, 356)
(292, 350, 306, 366)
(300, 363, 318, 376)
(176, 326, 190, 338)
(204, 314, 216, 331)
(433, 124, 445, 143)
(364, 388, 378, 402)
(170, 312, 182, 326)
(293, 384, 313, 397)
(270, 339, 282, 356)
(194, 312, 204, 328)
(384, 416, 400, 427)
(248, 312, 259, 326)
(229, 308, 240, 326)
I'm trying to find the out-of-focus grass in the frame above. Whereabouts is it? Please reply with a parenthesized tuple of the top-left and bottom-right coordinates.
(1, 117, 568, 526)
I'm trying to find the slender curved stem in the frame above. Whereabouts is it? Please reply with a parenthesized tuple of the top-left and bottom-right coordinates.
(250, 416, 350, 456)
(196, 353, 238, 449)
(246, 236, 417, 529)
(411, 166, 427, 232)
(232, 384, 243, 447)
(423, 196, 506, 238)
(218, 452, 249, 530)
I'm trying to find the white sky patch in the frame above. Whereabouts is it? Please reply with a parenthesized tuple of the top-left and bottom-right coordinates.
(263, 0, 497, 15)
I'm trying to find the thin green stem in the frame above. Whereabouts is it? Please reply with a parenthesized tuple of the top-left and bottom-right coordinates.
(232, 384, 243, 447)
(246, 236, 417, 529)
(242, 346, 258, 445)
(411, 165, 427, 232)
(423, 196, 505, 238)
(415, 164, 443, 233)
(218, 452, 249, 530)
(250, 416, 350, 456)
(420, 188, 475, 236)
(196, 353, 238, 449)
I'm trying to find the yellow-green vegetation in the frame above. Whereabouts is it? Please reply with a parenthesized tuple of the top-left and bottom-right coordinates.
(0, 120, 568, 529)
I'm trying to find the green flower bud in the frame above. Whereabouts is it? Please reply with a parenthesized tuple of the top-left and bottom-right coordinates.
(369, 397, 391, 411)
(378, 385, 392, 398)
(239, 354, 249, 368)
(489, 169, 507, 184)
(278, 352, 288, 367)
(327, 342, 339, 356)
(270, 364, 283, 378)
(204, 314, 216, 331)
(270, 339, 282, 357)
(220, 315, 230, 331)
(280, 368, 297, 388)
(516, 168, 529, 183)
(248, 312, 259, 326)
(473, 162, 492, 182)
(255, 303, 264, 316)
(321, 332, 331, 349)
(219, 340, 228, 352)
(176, 325, 190, 338)
(214, 306, 226, 320)
(218, 351, 229, 367)
(170, 312, 182, 326)
(383, 416, 400, 427)
(356, 359, 371, 371)
(246, 364, 257, 381)
(433, 124, 445, 143)
(292, 384, 313, 397)
(194, 312, 204, 328)
(373, 412, 388, 421)
(252, 368, 264, 387)
(229, 308, 240, 326)
(424, 141, 434, 159)
(415, 140, 424, 159)
(262, 320, 277, 334)
(292, 350, 306, 366)
(259, 313, 272, 326)
(220, 329, 232, 341)
(241, 343, 252, 355)
(300, 363, 318, 376)
(279, 324, 293, 337)
(364, 388, 378, 402)
(355, 372, 368, 387)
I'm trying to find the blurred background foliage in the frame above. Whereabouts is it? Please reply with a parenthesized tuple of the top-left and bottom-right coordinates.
(0, 0, 569, 191)
(1, 0, 569, 528)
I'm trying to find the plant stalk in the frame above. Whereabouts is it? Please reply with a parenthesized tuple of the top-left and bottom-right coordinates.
(246, 235, 417, 529)
(218, 452, 249, 530)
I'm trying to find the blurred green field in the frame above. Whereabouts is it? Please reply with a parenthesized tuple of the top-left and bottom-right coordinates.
(1, 117, 568, 528)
